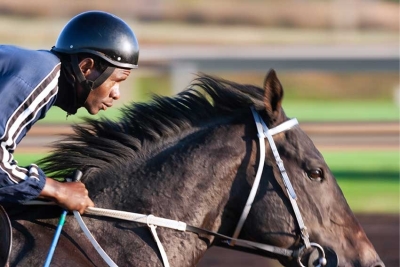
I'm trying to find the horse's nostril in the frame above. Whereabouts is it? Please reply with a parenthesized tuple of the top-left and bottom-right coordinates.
(371, 260, 385, 267)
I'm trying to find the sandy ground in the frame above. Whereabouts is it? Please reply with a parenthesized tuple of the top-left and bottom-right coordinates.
(198, 214, 399, 267)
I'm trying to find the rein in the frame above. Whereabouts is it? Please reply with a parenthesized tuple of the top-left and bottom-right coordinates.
(26, 108, 328, 267)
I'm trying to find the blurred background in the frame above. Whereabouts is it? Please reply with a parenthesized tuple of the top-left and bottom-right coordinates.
(0, 0, 398, 266)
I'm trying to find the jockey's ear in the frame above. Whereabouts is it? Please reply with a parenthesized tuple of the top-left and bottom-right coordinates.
(78, 58, 95, 77)
(263, 69, 283, 121)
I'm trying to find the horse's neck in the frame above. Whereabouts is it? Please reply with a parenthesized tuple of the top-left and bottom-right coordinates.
(79, 121, 257, 265)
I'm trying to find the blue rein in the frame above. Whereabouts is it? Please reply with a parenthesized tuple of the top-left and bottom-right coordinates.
(43, 210, 67, 267)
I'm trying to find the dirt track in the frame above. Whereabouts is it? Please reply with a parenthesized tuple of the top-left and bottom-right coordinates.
(198, 214, 399, 267)
(17, 121, 400, 153)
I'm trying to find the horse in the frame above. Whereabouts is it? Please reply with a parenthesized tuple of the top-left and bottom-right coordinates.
(3, 69, 384, 267)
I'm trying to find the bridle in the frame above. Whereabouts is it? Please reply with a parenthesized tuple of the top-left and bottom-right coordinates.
(27, 107, 331, 267)
(230, 107, 328, 267)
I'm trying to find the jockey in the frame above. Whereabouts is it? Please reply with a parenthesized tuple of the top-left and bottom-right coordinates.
(0, 11, 139, 214)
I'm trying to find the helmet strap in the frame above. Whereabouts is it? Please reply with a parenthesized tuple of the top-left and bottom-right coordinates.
(70, 55, 115, 106)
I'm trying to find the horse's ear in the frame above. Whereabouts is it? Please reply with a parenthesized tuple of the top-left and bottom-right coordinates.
(263, 69, 283, 119)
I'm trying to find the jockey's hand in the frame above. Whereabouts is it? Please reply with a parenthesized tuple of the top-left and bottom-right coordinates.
(39, 177, 95, 214)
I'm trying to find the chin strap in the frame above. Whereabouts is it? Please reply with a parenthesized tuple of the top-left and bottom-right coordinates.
(70, 55, 115, 106)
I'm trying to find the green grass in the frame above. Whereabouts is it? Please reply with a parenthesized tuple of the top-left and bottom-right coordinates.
(322, 151, 399, 172)
(14, 150, 399, 214)
(283, 100, 399, 122)
(336, 179, 398, 213)
(38, 99, 399, 124)
(322, 151, 399, 214)
(14, 153, 46, 167)
(35, 106, 123, 125)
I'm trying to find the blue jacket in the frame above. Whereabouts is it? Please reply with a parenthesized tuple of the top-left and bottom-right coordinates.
(0, 45, 61, 203)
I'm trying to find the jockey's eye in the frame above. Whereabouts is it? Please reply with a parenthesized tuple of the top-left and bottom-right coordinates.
(307, 169, 323, 181)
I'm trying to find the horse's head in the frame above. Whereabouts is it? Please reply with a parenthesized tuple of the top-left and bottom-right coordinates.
(37, 69, 383, 267)
(232, 70, 384, 267)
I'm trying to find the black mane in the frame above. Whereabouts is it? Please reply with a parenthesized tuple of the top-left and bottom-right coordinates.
(39, 74, 265, 178)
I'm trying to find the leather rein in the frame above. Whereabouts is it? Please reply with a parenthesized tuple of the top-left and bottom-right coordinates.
(26, 108, 328, 267)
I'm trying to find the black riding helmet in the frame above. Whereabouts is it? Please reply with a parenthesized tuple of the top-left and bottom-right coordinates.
(52, 10, 139, 69)
(51, 11, 139, 108)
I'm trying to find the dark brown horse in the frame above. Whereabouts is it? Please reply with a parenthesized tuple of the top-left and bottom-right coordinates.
(4, 70, 384, 267)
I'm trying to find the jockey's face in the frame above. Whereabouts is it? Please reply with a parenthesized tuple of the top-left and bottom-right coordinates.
(83, 68, 131, 115)
(77, 58, 131, 115)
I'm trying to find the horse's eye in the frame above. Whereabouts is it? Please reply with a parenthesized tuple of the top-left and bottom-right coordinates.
(307, 169, 323, 181)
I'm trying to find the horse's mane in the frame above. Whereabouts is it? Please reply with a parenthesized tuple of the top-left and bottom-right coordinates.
(39, 74, 266, 178)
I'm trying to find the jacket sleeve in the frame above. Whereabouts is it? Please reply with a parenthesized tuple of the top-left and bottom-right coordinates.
(0, 162, 47, 203)
(0, 65, 60, 203)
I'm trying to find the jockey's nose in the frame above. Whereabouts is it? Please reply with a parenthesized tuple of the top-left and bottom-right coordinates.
(111, 86, 120, 100)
